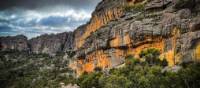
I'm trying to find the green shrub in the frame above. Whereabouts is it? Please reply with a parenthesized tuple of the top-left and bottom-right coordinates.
(125, 55, 140, 66)
(77, 72, 103, 88)
(139, 48, 161, 65)
(99, 75, 132, 88)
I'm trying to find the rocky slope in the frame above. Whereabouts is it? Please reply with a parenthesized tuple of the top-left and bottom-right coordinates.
(1, 0, 200, 75)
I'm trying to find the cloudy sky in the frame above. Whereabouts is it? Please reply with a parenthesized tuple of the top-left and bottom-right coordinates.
(0, 0, 101, 38)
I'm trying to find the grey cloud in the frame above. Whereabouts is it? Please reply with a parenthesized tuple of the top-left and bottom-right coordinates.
(0, 0, 101, 38)
(0, 0, 101, 10)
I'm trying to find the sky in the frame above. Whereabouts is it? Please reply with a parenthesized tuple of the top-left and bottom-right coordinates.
(0, 0, 101, 38)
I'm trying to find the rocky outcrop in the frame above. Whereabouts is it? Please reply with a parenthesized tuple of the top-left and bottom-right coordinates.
(0, 35, 29, 51)
(0, 32, 74, 56)
(70, 0, 200, 75)
(145, 0, 172, 10)
(29, 32, 74, 56)
(74, 0, 127, 50)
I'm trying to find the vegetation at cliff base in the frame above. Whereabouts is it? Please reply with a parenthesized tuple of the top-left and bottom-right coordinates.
(1, 48, 200, 88)
(0, 51, 75, 88)
(76, 48, 200, 88)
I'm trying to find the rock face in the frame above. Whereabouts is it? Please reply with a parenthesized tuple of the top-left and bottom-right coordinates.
(74, 0, 126, 50)
(29, 32, 74, 56)
(0, 35, 29, 51)
(70, 0, 200, 75)
(0, 32, 74, 56)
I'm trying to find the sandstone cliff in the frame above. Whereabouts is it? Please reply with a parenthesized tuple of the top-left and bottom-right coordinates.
(29, 32, 74, 56)
(0, 32, 74, 56)
(74, 0, 126, 50)
(70, 0, 200, 75)
(0, 35, 29, 51)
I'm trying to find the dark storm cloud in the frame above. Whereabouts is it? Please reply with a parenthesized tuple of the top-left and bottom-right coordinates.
(0, 0, 101, 38)
(0, 0, 100, 10)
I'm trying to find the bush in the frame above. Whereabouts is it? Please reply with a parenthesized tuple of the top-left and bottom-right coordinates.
(139, 48, 161, 65)
(77, 72, 103, 88)
(125, 55, 140, 66)
(99, 75, 132, 88)
(178, 63, 200, 87)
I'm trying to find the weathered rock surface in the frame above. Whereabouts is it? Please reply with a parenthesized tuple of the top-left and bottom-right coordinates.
(70, 0, 200, 75)
(74, 0, 126, 50)
(29, 32, 74, 56)
(0, 32, 74, 56)
(0, 35, 29, 51)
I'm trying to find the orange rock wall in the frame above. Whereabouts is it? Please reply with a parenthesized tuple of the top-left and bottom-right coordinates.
(70, 1, 184, 75)
(132, 40, 165, 58)
(71, 27, 185, 75)
(166, 27, 180, 66)
(75, 8, 123, 49)
(110, 33, 132, 48)
(194, 44, 200, 61)
(72, 35, 169, 75)
(71, 50, 111, 75)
